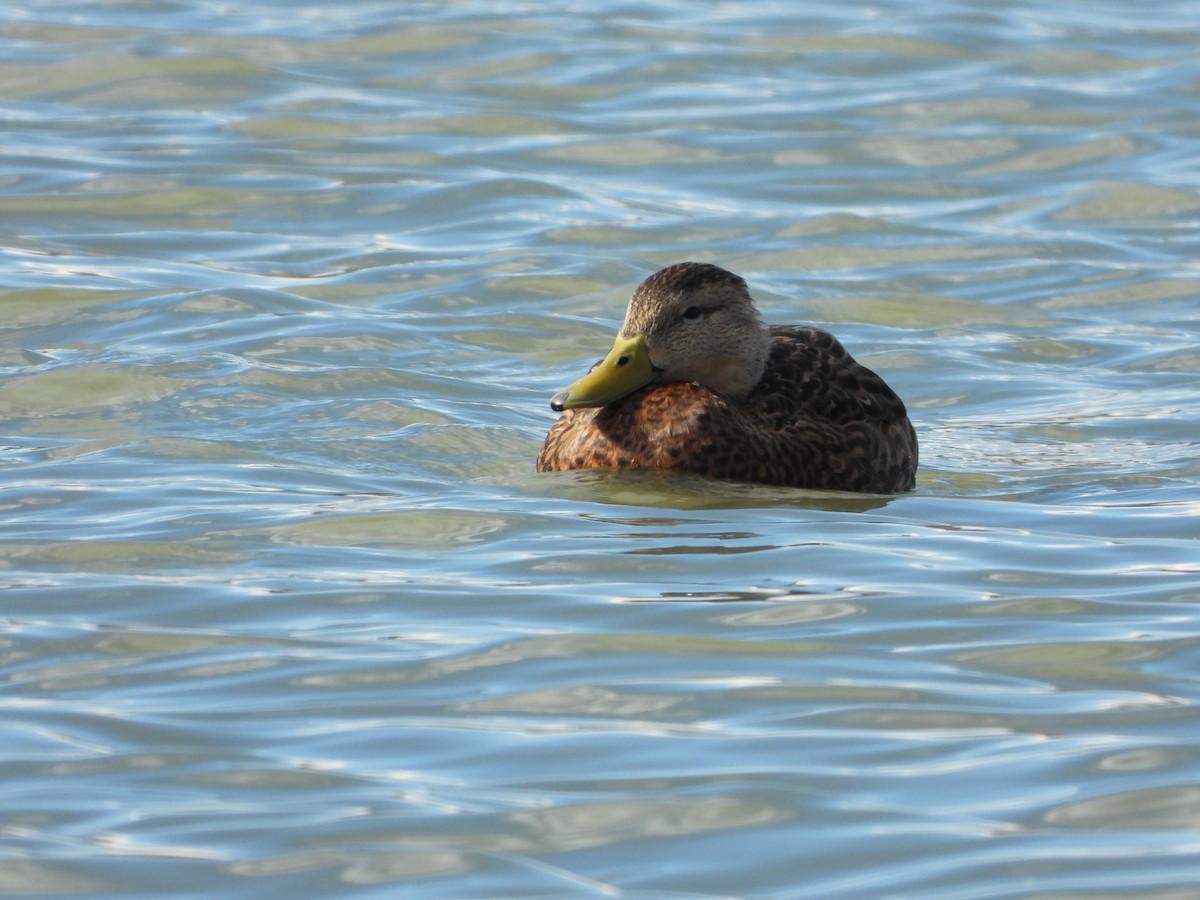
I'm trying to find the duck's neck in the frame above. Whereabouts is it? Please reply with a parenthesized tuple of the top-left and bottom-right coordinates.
(724, 321, 772, 396)
(712, 320, 770, 398)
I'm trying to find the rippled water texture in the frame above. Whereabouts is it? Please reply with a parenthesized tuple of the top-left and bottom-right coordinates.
(2, 1, 1199, 896)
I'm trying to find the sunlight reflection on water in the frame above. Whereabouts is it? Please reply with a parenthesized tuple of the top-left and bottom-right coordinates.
(1, 0, 1199, 896)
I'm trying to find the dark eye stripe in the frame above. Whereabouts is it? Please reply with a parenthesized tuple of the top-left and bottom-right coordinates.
(682, 306, 703, 319)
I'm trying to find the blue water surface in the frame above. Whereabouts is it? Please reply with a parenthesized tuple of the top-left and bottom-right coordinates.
(1, 1, 1199, 896)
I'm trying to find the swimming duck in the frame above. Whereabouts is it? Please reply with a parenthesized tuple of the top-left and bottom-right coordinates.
(536, 262, 917, 493)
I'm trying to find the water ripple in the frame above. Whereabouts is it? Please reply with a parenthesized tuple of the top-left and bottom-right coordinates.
(1, 0, 1199, 896)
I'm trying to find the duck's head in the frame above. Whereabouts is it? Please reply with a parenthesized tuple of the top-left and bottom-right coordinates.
(550, 262, 771, 411)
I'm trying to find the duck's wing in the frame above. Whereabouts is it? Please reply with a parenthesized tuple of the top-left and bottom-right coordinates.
(749, 326, 917, 491)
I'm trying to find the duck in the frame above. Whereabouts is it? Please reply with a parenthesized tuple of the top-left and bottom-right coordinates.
(536, 262, 917, 493)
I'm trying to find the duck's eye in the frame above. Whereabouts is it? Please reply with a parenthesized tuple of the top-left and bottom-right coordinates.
(682, 305, 702, 319)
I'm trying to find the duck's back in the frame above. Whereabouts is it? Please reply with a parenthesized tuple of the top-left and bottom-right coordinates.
(537, 325, 917, 493)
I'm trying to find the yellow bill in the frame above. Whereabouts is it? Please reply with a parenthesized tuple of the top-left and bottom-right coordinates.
(550, 333, 657, 411)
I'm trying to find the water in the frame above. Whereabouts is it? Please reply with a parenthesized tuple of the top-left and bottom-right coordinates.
(2, 1, 1199, 896)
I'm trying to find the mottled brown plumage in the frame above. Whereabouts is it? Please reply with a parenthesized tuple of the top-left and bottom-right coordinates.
(537, 263, 917, 493)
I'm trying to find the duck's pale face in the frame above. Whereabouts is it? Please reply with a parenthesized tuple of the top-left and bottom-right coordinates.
(550, 263, 771, 411)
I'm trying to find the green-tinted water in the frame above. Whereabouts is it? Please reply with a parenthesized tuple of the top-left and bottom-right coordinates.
(2, 1, 1198, 896)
